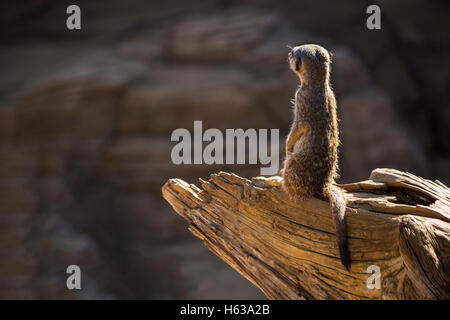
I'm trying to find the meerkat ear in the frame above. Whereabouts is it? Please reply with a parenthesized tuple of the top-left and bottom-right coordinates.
(315, 50, 327, 63)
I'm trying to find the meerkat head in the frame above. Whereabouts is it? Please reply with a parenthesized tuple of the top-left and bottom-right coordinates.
(288, 44, 331, 87)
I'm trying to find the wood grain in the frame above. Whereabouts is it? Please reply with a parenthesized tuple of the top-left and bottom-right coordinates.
(161, 168, 450, 299)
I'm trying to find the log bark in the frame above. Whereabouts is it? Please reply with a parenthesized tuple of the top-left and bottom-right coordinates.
(161, 168, 450, 299)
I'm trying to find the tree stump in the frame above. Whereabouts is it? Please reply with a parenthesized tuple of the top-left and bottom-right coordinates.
(161, 168, 450, 299)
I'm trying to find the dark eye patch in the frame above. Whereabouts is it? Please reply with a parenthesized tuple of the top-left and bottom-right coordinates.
(295, 55, 301, 71)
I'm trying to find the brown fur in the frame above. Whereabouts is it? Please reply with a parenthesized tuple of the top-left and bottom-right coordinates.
(281, 44, 350, 270)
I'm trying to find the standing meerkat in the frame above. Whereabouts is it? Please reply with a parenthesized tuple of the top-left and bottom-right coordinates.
(280, 44, 350, 270)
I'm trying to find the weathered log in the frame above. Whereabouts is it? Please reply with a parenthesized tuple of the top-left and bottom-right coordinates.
(161, 168, 450, 299)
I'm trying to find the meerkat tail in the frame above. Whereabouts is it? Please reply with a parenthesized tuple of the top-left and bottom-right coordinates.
(328, 184, 350, 270)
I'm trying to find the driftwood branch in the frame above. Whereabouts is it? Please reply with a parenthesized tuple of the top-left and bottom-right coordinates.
(161, 168, 450, 299)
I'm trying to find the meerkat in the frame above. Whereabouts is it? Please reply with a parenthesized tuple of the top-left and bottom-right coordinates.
(279, 44, 350, 270)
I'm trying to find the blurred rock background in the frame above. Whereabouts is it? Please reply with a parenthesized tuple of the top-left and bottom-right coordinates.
(0, 0, 448, 299)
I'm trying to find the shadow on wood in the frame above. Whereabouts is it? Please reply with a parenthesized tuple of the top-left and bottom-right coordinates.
(161, 168, 450, 299)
